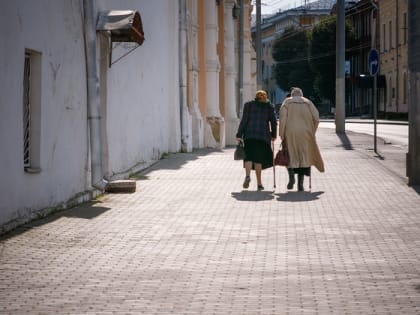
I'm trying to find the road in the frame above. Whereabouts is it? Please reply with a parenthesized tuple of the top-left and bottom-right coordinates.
(319, 120, 408, 147)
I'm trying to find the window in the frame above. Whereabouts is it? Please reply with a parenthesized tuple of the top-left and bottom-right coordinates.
(388, 76, 392, 106)
(403, 12, 408, 45)
(403, 72, 408, 104)
(23, 50, 42, 173)
(388, 21, 392, 50)
(382, 23, 386, 52)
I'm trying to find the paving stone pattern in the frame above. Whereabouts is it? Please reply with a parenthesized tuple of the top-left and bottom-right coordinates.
(1, 128, 419, 314)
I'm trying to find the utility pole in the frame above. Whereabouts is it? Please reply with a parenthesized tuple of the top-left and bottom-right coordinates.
(335, 0, 345, 133)
(369, 1, 378, 154)
(256, 0, 262, 89)
(407, 0, 420, 185)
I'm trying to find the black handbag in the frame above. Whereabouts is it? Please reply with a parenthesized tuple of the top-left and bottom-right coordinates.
(234, 140, 245, 160)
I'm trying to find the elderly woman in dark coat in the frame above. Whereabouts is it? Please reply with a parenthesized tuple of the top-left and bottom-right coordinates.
(236, 90, 277, 191)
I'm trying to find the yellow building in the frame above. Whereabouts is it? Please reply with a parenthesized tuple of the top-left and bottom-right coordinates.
(184, 0, 254, 147)
(379, 0, 409, 118)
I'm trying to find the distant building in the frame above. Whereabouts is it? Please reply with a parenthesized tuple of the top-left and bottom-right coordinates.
(378, 0, 408, 119)
(345, 0, 408, 119)
(251, 0, 334, 106)
(345, 0, 381, 117)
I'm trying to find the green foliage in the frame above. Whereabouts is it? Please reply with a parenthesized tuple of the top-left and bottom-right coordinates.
(271, 18, 356, 104)
(310, 16, 356, 103)
(272, 26, 315, 99)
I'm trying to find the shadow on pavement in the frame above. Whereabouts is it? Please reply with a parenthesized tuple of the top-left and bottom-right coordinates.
(231, 191, 275, 201)
(336, 133, 354, 150)
(140, 148, 223, 173)
(154, 148, 223, 173)
(0, 201, 111, 240)
(62, 202, 110, 219)
(411, 185, 420, 196)
(276, 191, 324, 202)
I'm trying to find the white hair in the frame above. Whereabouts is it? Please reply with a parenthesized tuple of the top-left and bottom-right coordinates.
(291, 87, 303, 97)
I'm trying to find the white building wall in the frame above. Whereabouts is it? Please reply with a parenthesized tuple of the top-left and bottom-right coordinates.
(97, 0, 181, 176)
(0, 0, 182, 230)
(0, 0, 90, 227)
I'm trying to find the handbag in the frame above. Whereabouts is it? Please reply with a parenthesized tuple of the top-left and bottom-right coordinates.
(234, 139, 245, 160)
(274, 141, 289, 166)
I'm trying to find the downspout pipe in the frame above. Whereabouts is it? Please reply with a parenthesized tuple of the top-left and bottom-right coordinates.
(238, 0, 244, 117)
(83, 0, 107, 190)
(256, 0, 262, 88)
(179, 0, 189, 152)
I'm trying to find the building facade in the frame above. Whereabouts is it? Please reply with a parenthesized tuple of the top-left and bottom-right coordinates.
(0, 0, 254, 232)
(346, 0, 380, 117)
(378, 0, 409, 119)
(346, 0, 409, 119)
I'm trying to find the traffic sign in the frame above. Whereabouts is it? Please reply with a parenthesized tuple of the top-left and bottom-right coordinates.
(368, 49, 379, 76)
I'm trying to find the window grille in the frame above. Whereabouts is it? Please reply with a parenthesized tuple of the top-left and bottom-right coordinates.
(23, 53, 31, 168)
(22, 49, 41, 173)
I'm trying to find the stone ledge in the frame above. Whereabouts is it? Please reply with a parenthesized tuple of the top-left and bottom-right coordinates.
(105, 180, 136, 193)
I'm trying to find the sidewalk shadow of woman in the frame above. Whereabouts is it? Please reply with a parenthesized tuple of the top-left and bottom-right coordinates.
(231, 191, 275, 201)
(275, 191, 324, 202)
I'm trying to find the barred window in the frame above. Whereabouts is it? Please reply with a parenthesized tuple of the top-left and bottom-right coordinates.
(23, 54, 31, 168)
(388, 21, 392, 50)
(23, 49, 42, 173)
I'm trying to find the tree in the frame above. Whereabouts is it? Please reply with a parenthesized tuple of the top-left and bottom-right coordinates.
(272, 26, 315, 99)
(311, 16, 356, 104)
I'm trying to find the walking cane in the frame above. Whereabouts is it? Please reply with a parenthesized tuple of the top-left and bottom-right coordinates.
(309, 166, 312, 190)
(272, 140, 276, 189)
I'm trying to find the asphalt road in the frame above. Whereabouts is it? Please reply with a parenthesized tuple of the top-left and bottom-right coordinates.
(319, 120, 408, 147)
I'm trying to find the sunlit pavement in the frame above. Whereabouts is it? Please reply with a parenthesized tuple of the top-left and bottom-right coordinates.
(0, 127, 419, 314)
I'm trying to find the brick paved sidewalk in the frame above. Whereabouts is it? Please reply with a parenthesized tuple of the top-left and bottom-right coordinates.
(0, 128, 419, 314)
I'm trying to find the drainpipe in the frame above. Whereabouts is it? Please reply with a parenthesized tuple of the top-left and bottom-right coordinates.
(238, 0, 244, 117)
(179, 0, 189, 152)
(82, 0, 107, 190)
(256, 0, 262, 89)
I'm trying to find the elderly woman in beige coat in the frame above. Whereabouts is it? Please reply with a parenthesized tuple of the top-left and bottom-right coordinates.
(278, 87, 324, 191)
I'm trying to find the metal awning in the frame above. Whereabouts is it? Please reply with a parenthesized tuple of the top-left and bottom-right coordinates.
(97, 10, 144, 45)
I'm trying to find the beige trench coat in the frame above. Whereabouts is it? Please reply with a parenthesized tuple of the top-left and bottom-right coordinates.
(278, 92, 325, 172)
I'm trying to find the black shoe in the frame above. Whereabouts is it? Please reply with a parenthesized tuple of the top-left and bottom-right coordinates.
(287, 169, 295, 190)
(243, 176, 251, 189)
(298, 174, 304, 191)
(257, 185, 264, 191)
